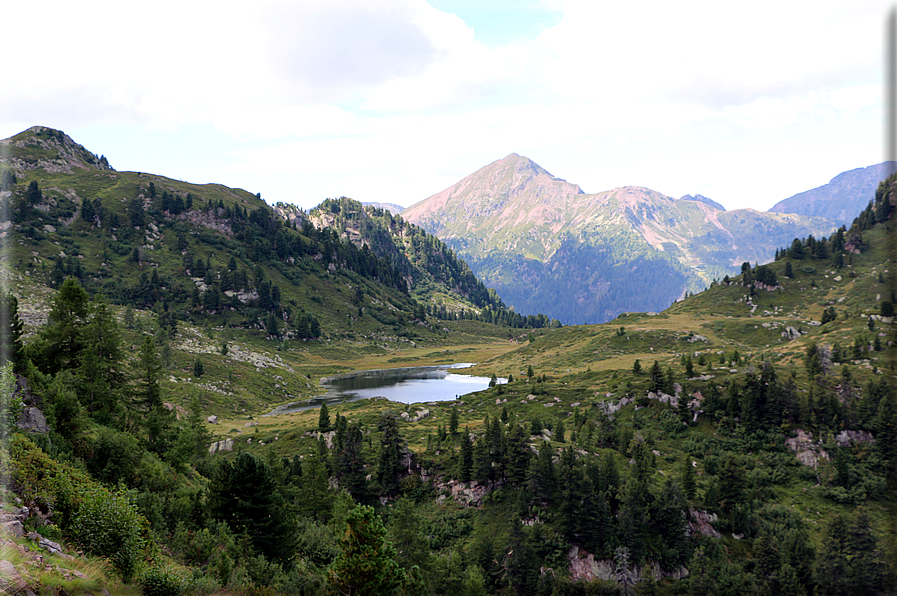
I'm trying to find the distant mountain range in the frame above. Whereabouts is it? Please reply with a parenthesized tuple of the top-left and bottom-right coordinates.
(362, 202, 405, 215)
(401, 154, 862, 324)
(768, 162, 896, 225)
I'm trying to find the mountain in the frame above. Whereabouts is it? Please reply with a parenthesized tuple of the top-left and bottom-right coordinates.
(0, 127, 561, 369)
(679, 193, 725, 210)
(362, 201, 405, 214)
(402, 154, 836, 324)
(767, 161, 897, 225)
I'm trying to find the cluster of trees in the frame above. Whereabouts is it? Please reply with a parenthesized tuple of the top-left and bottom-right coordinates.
(775, 170, 897, 269)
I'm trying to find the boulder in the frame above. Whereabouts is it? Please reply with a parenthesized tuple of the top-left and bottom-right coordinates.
(17, 407, 48, 434)
(0, 520, 23, 538)
(0, 559, 29, 594)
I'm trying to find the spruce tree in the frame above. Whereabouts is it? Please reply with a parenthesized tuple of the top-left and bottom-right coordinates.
(329, 505, 406, 596)
(318, 402, 332, 432)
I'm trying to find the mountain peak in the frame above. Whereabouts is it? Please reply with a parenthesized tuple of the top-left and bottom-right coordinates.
(679, 194, 726, 211)
(1, 126, 113, 173)
(767, 162, 896, 225)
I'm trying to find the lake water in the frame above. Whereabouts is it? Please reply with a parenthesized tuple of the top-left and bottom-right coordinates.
(265, 363, 499, 415)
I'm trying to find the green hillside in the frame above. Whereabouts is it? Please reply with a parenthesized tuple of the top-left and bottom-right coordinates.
(0, 128, 894, 596)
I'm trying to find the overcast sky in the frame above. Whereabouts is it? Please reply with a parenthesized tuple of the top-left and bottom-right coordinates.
(0, 0, 890, 211)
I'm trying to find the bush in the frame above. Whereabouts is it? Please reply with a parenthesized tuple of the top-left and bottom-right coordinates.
(68, 488, 150, 579)
(140, 565, 185, 596)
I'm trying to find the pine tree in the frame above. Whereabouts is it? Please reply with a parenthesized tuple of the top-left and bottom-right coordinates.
(329, 505, 406, 596)
(318, 402, 332, 432)
(0, 292, 24, 370)
(375, 413, 404, 495)
(458, 430, 473, 482)
(449, 407, 459, 435)
(209, 451, 296, 563)
(649, 360, 663, 392)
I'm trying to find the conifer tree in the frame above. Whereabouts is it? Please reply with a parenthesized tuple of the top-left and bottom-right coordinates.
(329, 505, 406, 596)
(318, 402, 331, 432)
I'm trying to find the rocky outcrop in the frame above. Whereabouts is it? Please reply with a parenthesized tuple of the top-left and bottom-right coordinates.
(568, 546, 688, 582)
(208, 438, 235, 453)
(785, 429, 828, 467)
(17, 407, 48, 434)
(687, 508, 722, 539)
(401, 408, 430, 423)
(834, 430, 874, 447)
(784, 428, 874, 468)
(435, 480, 491, 507)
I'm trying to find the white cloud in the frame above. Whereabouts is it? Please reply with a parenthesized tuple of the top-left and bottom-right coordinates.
(0, 0, 888, 213)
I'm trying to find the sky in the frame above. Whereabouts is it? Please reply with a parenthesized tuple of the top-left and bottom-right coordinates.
(0, 0, 890, 212)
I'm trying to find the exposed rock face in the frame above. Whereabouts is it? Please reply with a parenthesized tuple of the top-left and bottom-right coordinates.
(208, 438, 235, 453)
(567, 546, 688, 582)
(434, 480, 491, 507)
(785, 429, 828, 467)
(400, 408, 430, 423)
(783, 429, 874, 467)
(680, 194, 725, 211)
(782, 326, 802, 340)
(687, 508, 722, 539)
(834, 430, 874, 447)
(17, 407, 48, 434)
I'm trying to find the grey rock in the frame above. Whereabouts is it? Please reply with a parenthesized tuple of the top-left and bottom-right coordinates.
(17, 407, 48, 434)
(1, 520, 24, 537)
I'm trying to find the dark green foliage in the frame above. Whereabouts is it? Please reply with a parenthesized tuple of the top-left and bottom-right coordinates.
(139, 565, 185, 596)
(0, 292, 24, 369)
(817, 510, 888, 596)
(375, 413, 405, 495)
(334, 420, 368, 501)
(38, 278, 90, 373)
(318, 402, 331, 432)
(458, 430, 473, 482)
(649, 360, 663, 392)
(329, 504, 406, 596)
(208, 451, 296, 563)
(68, 488, 148, 580)
(387, 498, 431, 572)
(88, 428, 140, 485)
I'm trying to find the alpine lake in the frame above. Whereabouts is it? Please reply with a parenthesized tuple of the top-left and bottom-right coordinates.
(265, 364, 503, 415)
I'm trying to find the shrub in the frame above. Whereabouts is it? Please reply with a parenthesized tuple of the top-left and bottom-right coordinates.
(140, 565, 185, 596)
(68, 488, 150, 579)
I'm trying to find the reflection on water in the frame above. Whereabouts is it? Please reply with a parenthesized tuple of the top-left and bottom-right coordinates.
(265, 363, 500, 415)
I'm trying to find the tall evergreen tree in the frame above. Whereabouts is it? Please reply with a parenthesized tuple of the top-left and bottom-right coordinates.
(329, 505, 406, 596)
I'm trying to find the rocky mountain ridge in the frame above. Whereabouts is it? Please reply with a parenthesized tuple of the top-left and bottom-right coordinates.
(768, 161, 897, 225)
(402, 154, 839, 324)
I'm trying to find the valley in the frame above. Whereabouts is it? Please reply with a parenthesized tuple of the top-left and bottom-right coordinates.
(0, 126, 894, 596)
